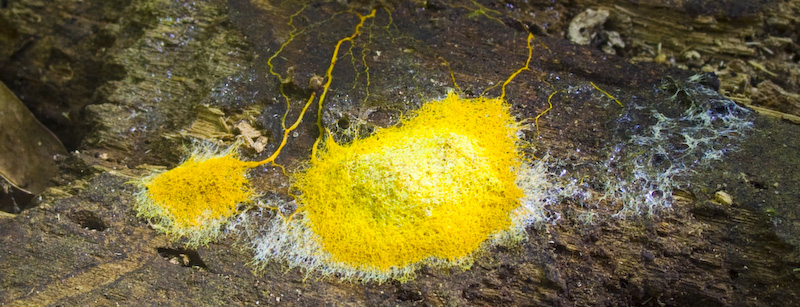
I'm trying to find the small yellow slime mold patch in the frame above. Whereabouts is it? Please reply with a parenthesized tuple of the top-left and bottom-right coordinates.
(293, 92, 525, 273)
(146, 156, 250, 228)
(135, 144, 256, 246)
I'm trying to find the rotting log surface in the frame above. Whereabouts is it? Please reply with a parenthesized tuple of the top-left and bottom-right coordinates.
(1, 0, 799, 306)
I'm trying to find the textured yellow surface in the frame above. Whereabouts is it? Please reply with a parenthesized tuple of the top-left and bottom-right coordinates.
(136, 146, 254, 246)
(294, 93, 525, 271)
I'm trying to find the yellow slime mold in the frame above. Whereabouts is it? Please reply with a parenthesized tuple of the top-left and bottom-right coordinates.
(135, 4, 544, 282)
(135, 144, 254, 246)
(250, 32, 542, 283)
(294, 92, 526, 272)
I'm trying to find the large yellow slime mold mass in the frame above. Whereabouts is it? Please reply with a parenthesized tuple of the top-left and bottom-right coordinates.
(295, 93, 526, 272)
(136, 7, 543, 281)
(253, 29, 542, 282)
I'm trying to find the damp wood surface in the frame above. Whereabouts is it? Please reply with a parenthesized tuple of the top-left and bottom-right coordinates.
(1, 0, 800, 306)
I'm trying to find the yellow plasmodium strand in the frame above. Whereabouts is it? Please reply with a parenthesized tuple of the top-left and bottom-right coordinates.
(359, 43, 371, 103)
(500, 33, 534, 101)
(294, 93, 525, 271)
(590, 81, 624, 107)
(450, 0, 505, 27)
(346, 15, 375, 105)
(534, 91, 556, 137)
(312, 9, 377, 160)
(438, 57, 461, 92)
(247, 92, 317, 168)
(267, 4, 307, 129)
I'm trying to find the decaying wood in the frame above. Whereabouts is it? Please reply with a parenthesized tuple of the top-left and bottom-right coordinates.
(1, 0, 799, 305)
